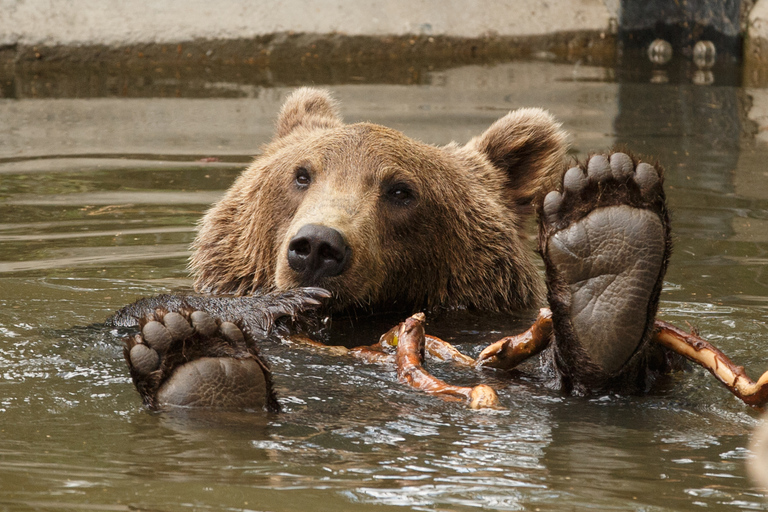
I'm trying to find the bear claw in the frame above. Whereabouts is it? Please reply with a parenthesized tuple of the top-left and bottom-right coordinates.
(539, 152, 671, 391)
(109, 286, 331, 335)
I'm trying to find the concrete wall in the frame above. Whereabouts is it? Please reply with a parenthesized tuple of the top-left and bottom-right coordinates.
(0, 0, 618, 47)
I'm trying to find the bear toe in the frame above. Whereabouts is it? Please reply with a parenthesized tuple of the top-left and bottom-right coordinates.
(141, 320, 173, 352)
(562, 166, 587, 195)
(219, 322, 246, 346)
(190, 310, 217, 337)
(586, 154, 611, 182)
(609, 152, 634, 180)
(543, 190, 563, 225)
(162, 312, 194, 341)
(128, 341, 160, 375)
(635, 162, 661, 192)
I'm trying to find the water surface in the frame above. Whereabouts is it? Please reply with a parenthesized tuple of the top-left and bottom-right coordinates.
(1, 58, 768, 511)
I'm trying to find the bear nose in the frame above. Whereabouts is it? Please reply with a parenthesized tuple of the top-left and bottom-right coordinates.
(287, 224, 351, 284)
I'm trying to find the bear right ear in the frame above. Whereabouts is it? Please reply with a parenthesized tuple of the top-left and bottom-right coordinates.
(275, 88, 343, 138)
(466, 108, 569, 207)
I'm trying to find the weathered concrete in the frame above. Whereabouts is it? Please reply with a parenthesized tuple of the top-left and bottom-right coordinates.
(2, 0, 766, 86)
(745, 0, 768, 85)
(0, 0, 619, 83)
(0, 0, 618, 47)
(0, 31, 618, 101)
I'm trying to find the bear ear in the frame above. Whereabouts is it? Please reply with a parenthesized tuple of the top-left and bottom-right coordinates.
(467, 108, 569, 207)
(275, 87, 343, 138)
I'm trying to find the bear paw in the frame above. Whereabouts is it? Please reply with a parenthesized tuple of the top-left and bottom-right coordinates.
(539, 152, 671, 390)
(123, 309, 279, 411)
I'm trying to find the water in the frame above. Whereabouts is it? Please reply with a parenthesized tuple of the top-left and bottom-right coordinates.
(1, 57, 768, 511)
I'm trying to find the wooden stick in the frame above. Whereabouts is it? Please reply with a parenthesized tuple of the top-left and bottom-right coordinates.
(288, 315, 497, 408)
(375, 322, 476, 366)
(396, 313, 500, 409)
(284, 333, 350, 356)
(287, 325, 475, 367)
(425, 335, 477, 367)
(348, 346, 395, 364)
(654, 320, 768, 407)
(476, 308, 554, 370)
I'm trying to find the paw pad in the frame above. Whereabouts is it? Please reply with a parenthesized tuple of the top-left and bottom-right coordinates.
(635, 162, 660, 192)
(162, 312, 194, 341)
(220, 321, 246, 345)
(609, 152, 634, 180)
(141, 321, 173, 352)
(586, 154, 611, 182)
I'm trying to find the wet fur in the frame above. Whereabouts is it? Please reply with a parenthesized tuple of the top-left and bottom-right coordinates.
(109, 287, 328, 335)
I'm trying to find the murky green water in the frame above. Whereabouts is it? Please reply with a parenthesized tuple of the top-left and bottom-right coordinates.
(2, 58, 768, 511)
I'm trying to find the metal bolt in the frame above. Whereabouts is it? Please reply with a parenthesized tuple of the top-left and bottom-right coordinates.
(648, 39, 673, 65)
(693, 40, 716, 69)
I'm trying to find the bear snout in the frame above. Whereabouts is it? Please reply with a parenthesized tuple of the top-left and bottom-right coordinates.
(287, 224, 352, 285)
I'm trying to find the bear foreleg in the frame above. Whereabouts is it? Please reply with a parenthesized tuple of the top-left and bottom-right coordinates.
(654, 320, 768, 407)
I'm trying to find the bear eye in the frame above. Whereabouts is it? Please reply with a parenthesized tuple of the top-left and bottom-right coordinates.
(295, 167, 311, 189)
(384, 182, 415, 206)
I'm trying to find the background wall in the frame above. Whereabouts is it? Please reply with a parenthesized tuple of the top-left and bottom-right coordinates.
(0, 0, 618, 47)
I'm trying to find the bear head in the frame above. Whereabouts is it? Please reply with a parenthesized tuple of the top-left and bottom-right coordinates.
(190, 87, 568, 313)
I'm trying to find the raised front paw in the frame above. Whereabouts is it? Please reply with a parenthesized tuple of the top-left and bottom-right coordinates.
(124, 309, 278, 411)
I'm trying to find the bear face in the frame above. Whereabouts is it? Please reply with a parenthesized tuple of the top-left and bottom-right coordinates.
(190, 88, 568, 313)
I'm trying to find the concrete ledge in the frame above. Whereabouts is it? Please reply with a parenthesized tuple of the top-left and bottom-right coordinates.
(0, 31, 617, 101)
(4, 0, 767, 84)
(0, 0, 618, 86)
(0, 0, 617, 47)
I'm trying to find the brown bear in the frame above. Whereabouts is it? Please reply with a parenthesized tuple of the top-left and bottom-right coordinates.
(112, 86, 570, 409)
(113, 88, 768, 411)
(188, 87, 568, 312)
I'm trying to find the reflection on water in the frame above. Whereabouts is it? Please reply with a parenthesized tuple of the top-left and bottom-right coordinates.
(1, 58, 768, 511)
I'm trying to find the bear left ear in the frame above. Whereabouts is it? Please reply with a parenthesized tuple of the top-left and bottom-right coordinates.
(466, 108, 569, 207)
(275, 87, 344, 139)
